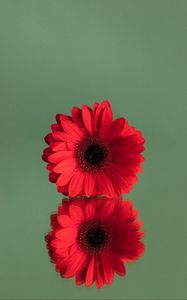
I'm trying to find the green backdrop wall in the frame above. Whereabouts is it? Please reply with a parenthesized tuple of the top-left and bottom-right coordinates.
(0, 0, 187, 299)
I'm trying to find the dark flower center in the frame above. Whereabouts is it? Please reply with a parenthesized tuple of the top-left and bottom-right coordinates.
(84, 144, 105, 165)
(78, 221, 112, 254)
(86, 227, 106, 248)
(74, 136, 110, 173)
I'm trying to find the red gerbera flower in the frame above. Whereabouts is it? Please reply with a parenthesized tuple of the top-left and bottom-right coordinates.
(45, 196, 144, 288)
(42, 100, 145, 197)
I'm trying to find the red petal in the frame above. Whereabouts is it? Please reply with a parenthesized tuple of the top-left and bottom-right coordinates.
(82, 105, 93, 134)
(104, 167, 122, 193)
(53, 158, 76, 174)
(76, 267, 87, 285)
(44, 133, 53, 145)
(97, 171, 116, 197)
(98, 197, 117, 220)
(109, 165, 131, 189)
(50, 142, 67, 151)
(111, 254, 126, 276)
(55, 228, 77, 243)
(42, 147, 53, 162)
(101, 252, 114, 284)
(108, 118, 126, 140)
(50, 214, 59, 229)
(93, 104, 102, 133)
(92, 102, 99, 131)
(72, 107, 86, 130)
(68, 171, 85, 197)
(56, 131, 77, 144)
(113, 241, 145, 261)
(63, 245, 86, 278)
(58, 200, 70, 215)
(48, 151, 73, 163)
(69, 204, 84, 223)
(99, 103, 113, 137)
(55, 247, 69, 257)
(56, 113, 72, 124)
(60, 115, 83, 138)
(52, 130, 66, 141)
(57, 215, 75, 227)
(101, 99, 111, 107)
(85, 256, 95, 287)
(84, 173, 95, 196)
(95, 256, 105, 288)
(57, 184, 69, 195)
(85, 203, 95, 221)
(56, 172, 74, 186)
(49, 172, 59, 183)
(51, 239, 64, 248)
(46, 163, 53, 171)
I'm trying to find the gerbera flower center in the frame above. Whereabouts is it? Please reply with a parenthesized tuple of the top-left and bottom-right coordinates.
(74, 136, 110, 173)
(77, 221, 111, 254)
(84, 144, 105, 165)
(86, 227, 106, 247)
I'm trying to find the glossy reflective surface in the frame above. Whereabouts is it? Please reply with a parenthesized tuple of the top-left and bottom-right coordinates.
(0, 0, 187, 298)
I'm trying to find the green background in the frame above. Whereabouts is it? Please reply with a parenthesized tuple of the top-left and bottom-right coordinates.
(0, 0, 187, 299)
